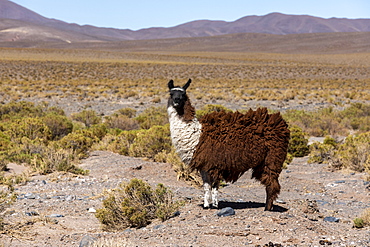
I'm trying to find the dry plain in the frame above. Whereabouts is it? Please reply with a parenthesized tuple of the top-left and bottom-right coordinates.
(0, 43, 370, 246)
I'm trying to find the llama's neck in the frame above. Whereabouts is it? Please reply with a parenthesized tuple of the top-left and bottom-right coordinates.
(167, 99, 201, 165)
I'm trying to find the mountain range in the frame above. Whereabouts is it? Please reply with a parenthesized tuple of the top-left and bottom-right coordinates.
(1, 0, 370, 46)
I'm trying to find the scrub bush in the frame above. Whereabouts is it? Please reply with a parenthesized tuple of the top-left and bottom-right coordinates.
(288, 126, 310, 157)
(330, 132, 370, 172)
(42, 113, 73, 140)
(308, 137, 337, 164)
(71, 110, 101, 127)
(57, 130, 99, 158)
(96, 178, 182, 231)
(128, 125, 171, 159)
(135, 106, 168, 129)
(105, 115, 139, 131)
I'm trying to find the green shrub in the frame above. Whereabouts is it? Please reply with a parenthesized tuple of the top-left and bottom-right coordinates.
(353, 218, 364, 228)
(353, 208, 370, 228)
(283, 104, 370, 137)
(30, 146, 86, 175)
(105, 115, 139, 130)
(128, 125, 172, 159)
(361, 208, 370, 226)
(4, 117, 51, 143)
(0, 159, 6, 172)
(104, 130, 139, 155)
(96, 178, 182, 231)
(0, 101, 42, 119)
(0, 131, 13, 169)
(89, 124, 108, 140)
(330, 132, 370, 173)
(42, 113, 73, 140)
(340, 103, 370, 132)
(71, 110, 101, 127)
(308, 137, 337, 164)
(6, 137, 45, 164)
(57, 130, 99, 158)
(115, 108, 137, 118)
(283, 152, 293, 168)
(196, 104, 233, 119)
(288, 125, 310, 157)
(135, 106, 168, 129)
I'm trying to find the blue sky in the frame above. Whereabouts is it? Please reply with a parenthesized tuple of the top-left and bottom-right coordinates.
(10, 0, 370, 30)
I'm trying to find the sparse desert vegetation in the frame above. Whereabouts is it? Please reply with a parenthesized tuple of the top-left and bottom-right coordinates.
(0, 48, 369, 115)
(96, 178, 182, 231)
(1, 47, 370, 246)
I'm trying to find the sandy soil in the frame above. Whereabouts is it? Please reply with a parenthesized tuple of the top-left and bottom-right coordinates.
(1, 150, 370, 247)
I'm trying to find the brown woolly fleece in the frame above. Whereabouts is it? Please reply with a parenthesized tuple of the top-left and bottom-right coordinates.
(182, 98, 196, 123)
(189, 108, 290, 190)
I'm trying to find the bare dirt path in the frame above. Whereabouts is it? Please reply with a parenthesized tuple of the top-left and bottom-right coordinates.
(2, 151, 370, 246)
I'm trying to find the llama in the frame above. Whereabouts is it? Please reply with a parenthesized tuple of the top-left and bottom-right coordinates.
(167, 79, 290, 211)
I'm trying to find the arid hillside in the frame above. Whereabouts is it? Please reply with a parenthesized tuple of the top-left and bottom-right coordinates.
(43, 32, 370, 54)
(1, 0, 370, 43)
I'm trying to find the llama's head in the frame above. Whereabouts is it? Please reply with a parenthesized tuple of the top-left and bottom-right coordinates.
(168, 79, 191, 110)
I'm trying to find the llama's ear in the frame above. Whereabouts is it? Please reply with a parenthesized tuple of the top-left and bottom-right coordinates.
(182, 79, 192, 90)
(168, 80, 174, 90)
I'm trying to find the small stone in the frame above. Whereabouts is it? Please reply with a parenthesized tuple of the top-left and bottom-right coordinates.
(47, 214, 64, 218)
(216, 207, 235, 217)
(88, 208, 96, 213)
(79, 235, 97, 247)
(153, 224, 165, 230)
(334, 180, 345, 184)
(24, 193, 37, 199)
(276, 199, 286, 204)
(25, 211, 39, 216)
(319, 239, 332, 245)
(65, 195, 76, 201)
(323, 216, 340, 223)
(173, 211, 181, 217)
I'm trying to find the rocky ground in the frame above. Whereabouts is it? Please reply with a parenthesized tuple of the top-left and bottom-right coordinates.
(1, 150, 370, 247)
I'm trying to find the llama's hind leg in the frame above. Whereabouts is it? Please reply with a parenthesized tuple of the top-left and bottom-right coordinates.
(211, 186, 219, 208)
(201, 171, 212, 208)
(252, 165, 281, 211)
(265, 177, 280, 211)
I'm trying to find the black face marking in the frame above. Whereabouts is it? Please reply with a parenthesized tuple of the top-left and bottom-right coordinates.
(167, 79, 192, 110)
(170, 88, 187, 108)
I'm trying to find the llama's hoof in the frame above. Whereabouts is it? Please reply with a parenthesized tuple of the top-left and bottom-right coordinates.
(203, 204, 219, 209)
(264, 205, 274, 211)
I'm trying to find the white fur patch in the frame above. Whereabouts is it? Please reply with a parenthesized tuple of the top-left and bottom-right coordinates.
(167, 106, 201, 165)
(170, 88, 185, 92)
